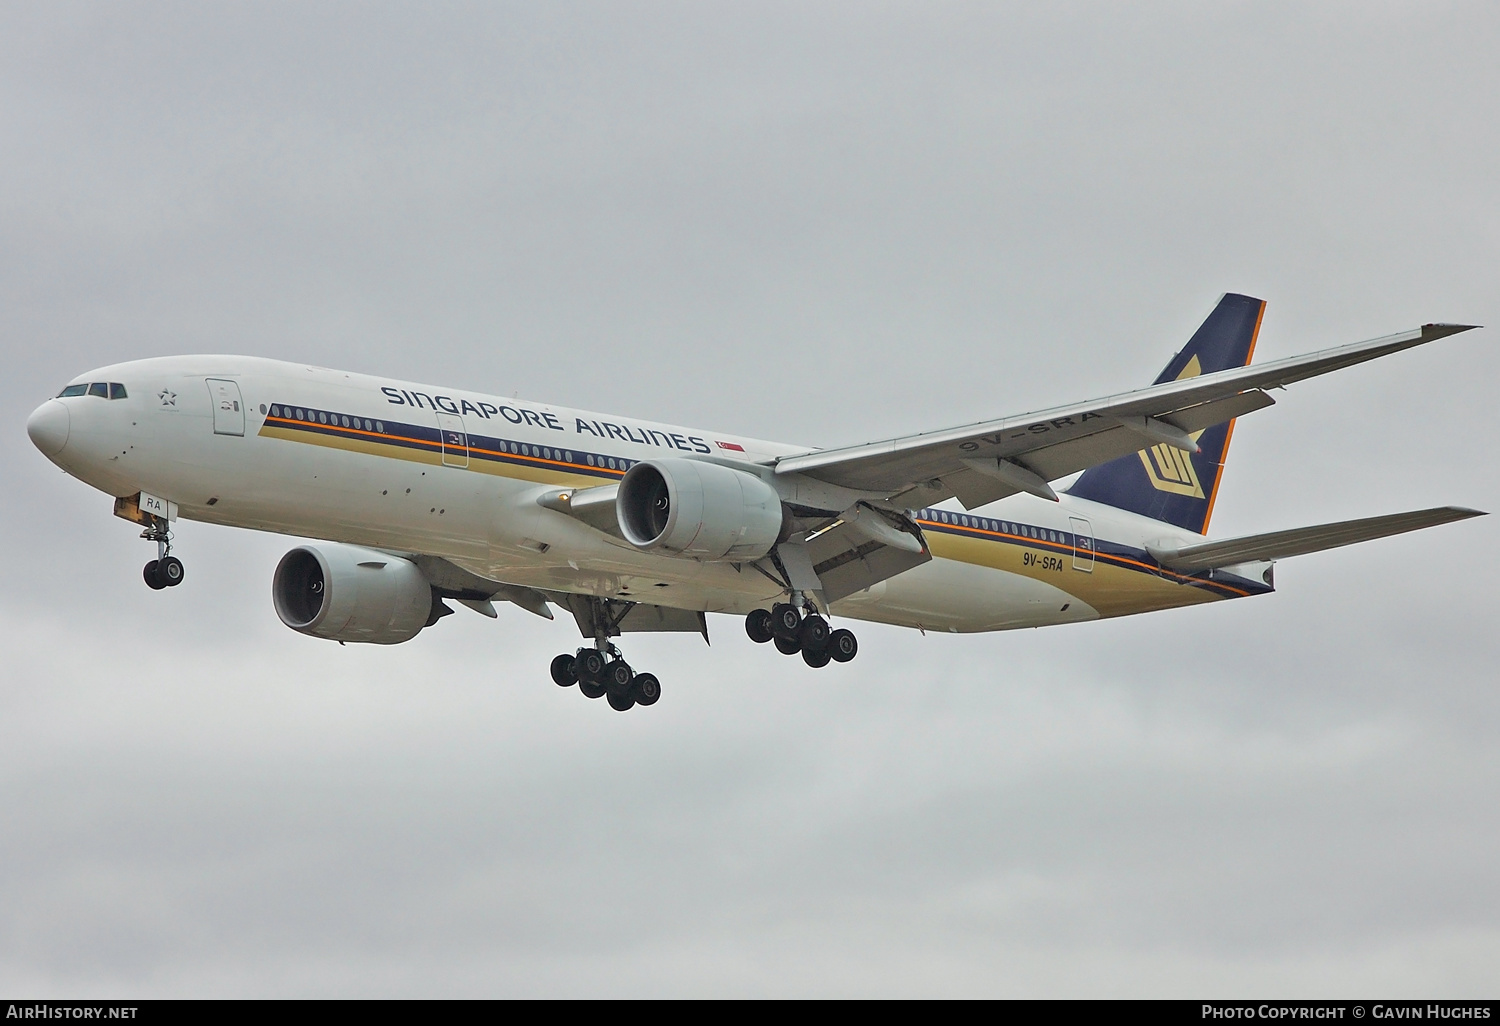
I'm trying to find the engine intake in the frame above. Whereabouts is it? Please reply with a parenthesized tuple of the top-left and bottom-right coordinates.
(273, 543, 436, 644)
(617, 458, 785, 561)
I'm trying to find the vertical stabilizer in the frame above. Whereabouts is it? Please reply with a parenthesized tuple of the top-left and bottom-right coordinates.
(1066, 293, 1265, 534)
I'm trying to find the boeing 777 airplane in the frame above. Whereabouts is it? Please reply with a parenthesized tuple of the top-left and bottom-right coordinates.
(26, 295, 1485, 711)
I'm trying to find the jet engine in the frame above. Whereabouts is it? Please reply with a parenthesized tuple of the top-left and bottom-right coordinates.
(617, 458, 786, 561)
(272, 543, 438, 644)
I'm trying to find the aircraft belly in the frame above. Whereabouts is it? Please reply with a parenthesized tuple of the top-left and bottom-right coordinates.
(914, 521, 1227, 623)
(834, 559, 1099, 632)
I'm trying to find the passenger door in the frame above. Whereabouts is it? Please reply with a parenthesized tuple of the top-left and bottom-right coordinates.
(436, 412, 469, 468)
(1069, 516, 1095, 572)
(206, 379, 245, 436)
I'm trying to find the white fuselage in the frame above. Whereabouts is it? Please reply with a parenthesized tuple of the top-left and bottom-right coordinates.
(29, 355, 1271, 635)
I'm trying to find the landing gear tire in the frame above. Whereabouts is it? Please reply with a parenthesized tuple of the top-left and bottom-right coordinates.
(604, 659, 633, 696)
(557, 631, 658, 710)
(575, 649, 607, 685)
(143, 560, 166, 590)
(157, 555, 184, 587)
(770, 602, 801, 641)
(550, 654, 578, 687)
(774, 635, 801, 656)
(802, 646, 831, 668)
(632, 673, 661, 706)
(827, 629, 858, 663)
(798, 614, 830, 652)
(745, 609, 774, 644)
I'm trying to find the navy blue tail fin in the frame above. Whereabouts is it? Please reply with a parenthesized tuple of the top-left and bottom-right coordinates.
(1066, 293, 1266, 535)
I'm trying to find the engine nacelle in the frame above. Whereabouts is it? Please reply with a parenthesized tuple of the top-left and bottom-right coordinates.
(273, 543, 436, 645)
(617, 458, 786, 561)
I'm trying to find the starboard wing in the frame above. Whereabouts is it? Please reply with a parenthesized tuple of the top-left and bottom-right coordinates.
(774, 322, 1476, 510)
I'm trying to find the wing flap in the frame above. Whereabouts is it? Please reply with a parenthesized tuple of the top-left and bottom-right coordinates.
(926, 394, 1276, 510)
(548, 592, 711, 641)
(1146, 506, 1486, 571)
(1162, 388, 1277, 433)
(804, 506, 932, 603)
(411, 555, 556, 619)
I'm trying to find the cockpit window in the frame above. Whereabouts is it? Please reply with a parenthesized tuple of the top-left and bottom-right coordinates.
(60, 382, 128, 398)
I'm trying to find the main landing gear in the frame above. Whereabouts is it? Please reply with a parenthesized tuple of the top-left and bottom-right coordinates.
(550, 644, 662, 713)
(745, 602, 857, 669)
(141, 516, 185, 590)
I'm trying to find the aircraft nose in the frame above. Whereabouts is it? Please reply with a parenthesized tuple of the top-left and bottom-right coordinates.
(27, 400, 70, 456)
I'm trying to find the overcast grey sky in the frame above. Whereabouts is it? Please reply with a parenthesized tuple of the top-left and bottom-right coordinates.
(2, 1, 1498, 997)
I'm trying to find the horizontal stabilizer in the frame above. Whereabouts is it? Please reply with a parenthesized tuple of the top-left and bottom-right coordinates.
(1146, 506, 1486, 571)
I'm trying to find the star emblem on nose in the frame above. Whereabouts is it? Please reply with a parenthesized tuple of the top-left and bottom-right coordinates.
(158, 388, 177, 406)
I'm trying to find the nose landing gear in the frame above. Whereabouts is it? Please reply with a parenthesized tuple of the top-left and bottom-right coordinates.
(140, 516, 185, 589)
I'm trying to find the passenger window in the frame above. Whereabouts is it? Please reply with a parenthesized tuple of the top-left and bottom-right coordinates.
(58, 384, 88, 397)
(88, 382, 108, 398)
(109, 383, 128, 399)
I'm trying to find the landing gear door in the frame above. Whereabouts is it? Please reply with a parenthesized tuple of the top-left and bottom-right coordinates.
(207, 378, 245, 436)
(436, 412, 469, 468)
(1069, 516, 1095, 572)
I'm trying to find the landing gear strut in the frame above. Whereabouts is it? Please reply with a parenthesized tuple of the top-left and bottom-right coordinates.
(141, 515, 184, 590)
(745, 599, 857, 669)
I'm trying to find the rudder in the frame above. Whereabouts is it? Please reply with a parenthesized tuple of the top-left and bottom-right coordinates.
(1066, 293, 1266, 534)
